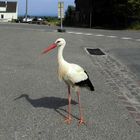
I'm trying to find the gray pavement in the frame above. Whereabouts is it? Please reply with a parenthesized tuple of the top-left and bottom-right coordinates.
(0, 23, 140, 140)
(109, 48, 140, 80)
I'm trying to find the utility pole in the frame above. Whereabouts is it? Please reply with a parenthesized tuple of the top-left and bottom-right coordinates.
(25, 0, 28, 22)
(89, 11, 92, 28)
(89, 0, 93, 28)
(57, 1, 65, 32)
(60, 2, 63, 30)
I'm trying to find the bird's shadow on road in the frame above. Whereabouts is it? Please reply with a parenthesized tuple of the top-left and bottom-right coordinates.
(14, 94, 78, 120)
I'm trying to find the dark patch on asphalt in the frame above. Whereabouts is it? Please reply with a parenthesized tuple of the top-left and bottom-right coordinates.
(86, 48, 105, 55)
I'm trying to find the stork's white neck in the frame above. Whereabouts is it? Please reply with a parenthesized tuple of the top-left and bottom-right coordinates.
(58, 44, 65, 64)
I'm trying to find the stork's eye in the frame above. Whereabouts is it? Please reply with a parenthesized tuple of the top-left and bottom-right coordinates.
(56, 41, 60, 44)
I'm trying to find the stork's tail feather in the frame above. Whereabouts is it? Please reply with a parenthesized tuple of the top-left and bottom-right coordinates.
(84, 71, 94, 91)
(75, 78, 95, 91)
(87, 79, 95, 91)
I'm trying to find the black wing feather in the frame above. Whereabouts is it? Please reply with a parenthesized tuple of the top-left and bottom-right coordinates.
(75, 71, 94, 91)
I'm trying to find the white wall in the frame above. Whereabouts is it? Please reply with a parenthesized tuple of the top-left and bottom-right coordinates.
(0, 12, 17, 21)
(0, 7, 6, 12)
(0, 1, 18, 22)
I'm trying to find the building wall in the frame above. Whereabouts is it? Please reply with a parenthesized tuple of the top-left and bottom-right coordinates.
(0, 12, 17, 21)
(0, 7, 6, 12)
(0, 1, 17, 22)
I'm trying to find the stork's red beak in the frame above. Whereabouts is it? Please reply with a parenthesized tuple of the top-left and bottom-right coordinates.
(41, 43, 57, 54)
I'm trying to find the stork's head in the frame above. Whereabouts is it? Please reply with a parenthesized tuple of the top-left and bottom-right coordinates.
(42, 38, 66, 54)
(55, 38, 66, 47)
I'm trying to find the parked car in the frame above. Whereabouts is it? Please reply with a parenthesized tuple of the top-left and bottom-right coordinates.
(28, 17, 48, 25)
(22, 17, 33, 23)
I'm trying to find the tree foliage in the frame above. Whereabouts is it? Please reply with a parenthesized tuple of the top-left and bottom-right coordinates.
(64, 6, 75, 26)
(127, 0, 140, 18)
(93, 0, 140, 27)
(66, 0, 140, 28)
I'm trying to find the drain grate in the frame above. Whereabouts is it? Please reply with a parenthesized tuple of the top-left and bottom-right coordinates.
(86, 48, 105, 55)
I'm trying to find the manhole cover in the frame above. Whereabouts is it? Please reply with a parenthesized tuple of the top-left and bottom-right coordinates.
(86, 48, 105, 55)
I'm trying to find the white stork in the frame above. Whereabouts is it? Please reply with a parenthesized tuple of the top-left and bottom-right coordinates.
(42, 38, 94, 125)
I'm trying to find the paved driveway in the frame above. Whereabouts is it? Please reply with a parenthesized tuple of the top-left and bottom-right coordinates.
(0, 24, 140, 140)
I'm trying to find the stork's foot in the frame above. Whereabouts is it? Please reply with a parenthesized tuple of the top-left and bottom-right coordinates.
(64, 117, 72, 124)
(78, 118, 86, 126)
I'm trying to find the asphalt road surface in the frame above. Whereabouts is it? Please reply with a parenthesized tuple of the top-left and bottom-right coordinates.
(0, 23, 140, 140)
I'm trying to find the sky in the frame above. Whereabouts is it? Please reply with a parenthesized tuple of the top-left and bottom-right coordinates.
(2, 0, 75, 16)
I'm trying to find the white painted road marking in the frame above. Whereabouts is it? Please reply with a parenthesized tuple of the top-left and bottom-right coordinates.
(84, 33, 93, 36)
(94, 34, 105, 37)
(67, 31, 93, 35)
(74, 32, 83, 35)
(67, 31, 82, 34)
(65, 30, 140, 42)
(106, 35, 117, 38)
(121, 37, 132, 40)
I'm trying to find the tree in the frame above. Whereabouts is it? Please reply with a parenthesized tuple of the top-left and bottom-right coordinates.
(127, 0, 140, 18)
(64, 6, 76, 26)
(74, 0, 140, 28)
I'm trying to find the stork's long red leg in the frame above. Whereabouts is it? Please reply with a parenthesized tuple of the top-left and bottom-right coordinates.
(77, 89, 85, 125)
(64, 85, 72, 124)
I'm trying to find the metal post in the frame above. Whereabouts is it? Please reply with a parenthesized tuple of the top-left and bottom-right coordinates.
(89, 0, 93, 28)
(25, 0, 28, 22)
(90, 11, 92, 28)
(57, 1, 65, 32)
(60, 2, 63, 30)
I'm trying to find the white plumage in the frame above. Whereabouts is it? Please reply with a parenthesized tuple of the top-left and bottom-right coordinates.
(59, 63, 88, 85)
(42, 38, 94, 125)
